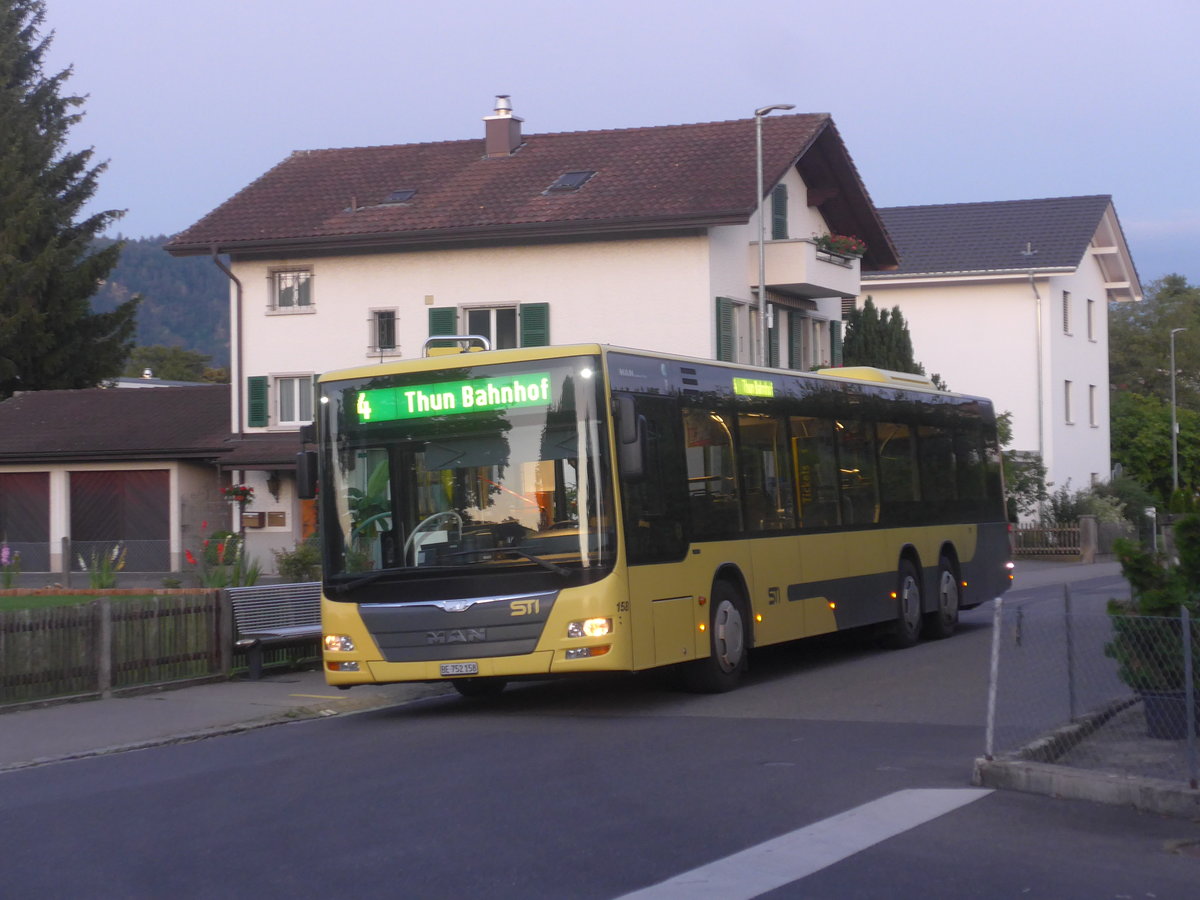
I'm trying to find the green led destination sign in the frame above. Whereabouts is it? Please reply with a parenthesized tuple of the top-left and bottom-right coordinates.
(356, 372, 552, 423)
(732, 377, 774, 398)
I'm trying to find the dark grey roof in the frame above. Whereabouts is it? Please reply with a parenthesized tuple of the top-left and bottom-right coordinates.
(868, 195, 1114, 277)
(0, 385, 232, 462)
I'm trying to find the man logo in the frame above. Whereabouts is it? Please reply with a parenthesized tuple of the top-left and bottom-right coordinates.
(426, 629, 486, 645)
(510, 598, 540, 616)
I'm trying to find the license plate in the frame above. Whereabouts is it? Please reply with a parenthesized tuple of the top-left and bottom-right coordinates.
(440, 662, 479, 676)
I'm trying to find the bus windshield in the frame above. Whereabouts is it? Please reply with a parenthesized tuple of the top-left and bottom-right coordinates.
(319, 356, 613, 582)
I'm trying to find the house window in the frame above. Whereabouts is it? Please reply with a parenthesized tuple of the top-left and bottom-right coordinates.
(1089, 384, 1097, 426)
(1087, 298, 1095, 340)
(276, 375, 314, 426)
(1062, 290, 1071, 334)
(429, 303, 550, 350)
(370, 309, 397, 352)
(468, 307, 518, 349)
(1064, 380, 1073, 424)
(270, 269, 313, 312)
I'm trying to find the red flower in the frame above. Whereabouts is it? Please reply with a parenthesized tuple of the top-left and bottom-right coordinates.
(186, 550, 197, 566)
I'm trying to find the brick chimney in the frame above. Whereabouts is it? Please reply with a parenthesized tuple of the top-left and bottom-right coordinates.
(483, 94, 523, 158)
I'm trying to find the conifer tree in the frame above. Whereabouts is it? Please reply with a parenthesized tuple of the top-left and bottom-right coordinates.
(842, 295, 945, 388)
(0, 0, 137, 399)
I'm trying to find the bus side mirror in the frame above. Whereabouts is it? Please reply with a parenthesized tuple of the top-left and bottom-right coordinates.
(614, 396, 646, 481)
(296, 450, 318, 500)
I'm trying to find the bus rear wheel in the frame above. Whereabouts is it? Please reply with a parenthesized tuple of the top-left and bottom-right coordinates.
(923, 557, 960, 640)
(681, 581, 748, 693)
(452, 677, 507, 699)
(883, 560, 922, 649)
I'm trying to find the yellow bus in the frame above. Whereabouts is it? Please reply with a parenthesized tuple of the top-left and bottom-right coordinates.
(299, 342, 1012, 697)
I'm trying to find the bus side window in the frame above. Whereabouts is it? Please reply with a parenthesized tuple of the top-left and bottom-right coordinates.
(789, 416, 839, 528)
(683, 406, 741, 540)
(836, 419, 879, 525)
(738, 412, 795, 531)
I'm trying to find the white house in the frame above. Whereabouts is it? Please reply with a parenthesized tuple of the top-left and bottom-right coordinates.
(167, 97, 898, 566)
(860, 195, 1141, 501)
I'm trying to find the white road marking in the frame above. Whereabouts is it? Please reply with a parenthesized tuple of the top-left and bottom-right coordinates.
(617, 788, 992, 899)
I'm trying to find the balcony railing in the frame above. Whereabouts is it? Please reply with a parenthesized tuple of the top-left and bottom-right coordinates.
(748, 239, 860, 299)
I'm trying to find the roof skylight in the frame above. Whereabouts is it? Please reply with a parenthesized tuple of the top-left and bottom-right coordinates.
(545, 171, 595, 193)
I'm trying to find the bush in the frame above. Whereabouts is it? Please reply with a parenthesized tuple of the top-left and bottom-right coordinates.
(1105, 516, 1200, 694)
(273, 537, 322, 583)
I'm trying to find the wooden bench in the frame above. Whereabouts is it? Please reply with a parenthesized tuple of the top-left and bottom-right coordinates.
(226, 583, 322, 679)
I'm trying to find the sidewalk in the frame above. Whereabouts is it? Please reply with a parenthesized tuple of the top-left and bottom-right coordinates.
(1, 667, 451, 772)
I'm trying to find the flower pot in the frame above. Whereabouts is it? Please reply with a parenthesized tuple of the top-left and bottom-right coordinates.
(1140, 689, 1200, 740)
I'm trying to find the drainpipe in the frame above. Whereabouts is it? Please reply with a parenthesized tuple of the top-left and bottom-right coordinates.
(210, 246, 243, 438)
(1022, 244, 1044, 469)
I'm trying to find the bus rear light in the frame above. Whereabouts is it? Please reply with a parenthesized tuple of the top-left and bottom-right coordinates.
(755, 613, 763, 623)
(326, 661, 360, 672)
(324, 634, 356, 652)
(565, 646, 610, 659)
(567, 618, 612, 638)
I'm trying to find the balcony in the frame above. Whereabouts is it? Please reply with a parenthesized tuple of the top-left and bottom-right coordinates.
(747, 239, 860, 299)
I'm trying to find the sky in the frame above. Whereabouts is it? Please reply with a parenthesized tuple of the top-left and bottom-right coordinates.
(39, 0, 1200, 287)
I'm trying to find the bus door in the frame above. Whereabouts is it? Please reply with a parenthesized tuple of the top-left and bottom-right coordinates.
(616, 393, 698, 669)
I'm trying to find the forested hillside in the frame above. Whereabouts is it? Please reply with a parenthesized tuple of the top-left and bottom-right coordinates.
(90, 236, 230, 367)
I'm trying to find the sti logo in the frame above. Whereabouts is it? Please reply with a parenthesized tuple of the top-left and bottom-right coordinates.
(510, 598, 541, 617)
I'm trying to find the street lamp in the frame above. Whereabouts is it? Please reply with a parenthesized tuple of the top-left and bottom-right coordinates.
(755, 103, 795, 367)
(1171, 327, 1187, 494)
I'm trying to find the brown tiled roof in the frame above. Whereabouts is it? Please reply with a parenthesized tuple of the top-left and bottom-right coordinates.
(167, 114, 898, 271)
(0, 385, 231, 462)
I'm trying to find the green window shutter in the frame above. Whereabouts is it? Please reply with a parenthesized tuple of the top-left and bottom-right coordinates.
(768, 306, 780, 368)
(771, 184, 788, 240)
(428, 307, 457, 336)
(247, 376, 269, 428)
(428, 307, 457, 350)
(715, 297, 735, 362)
(831, 320, 843, 367)
(519, 302, 550, 347)
(790, 312, 805, 370)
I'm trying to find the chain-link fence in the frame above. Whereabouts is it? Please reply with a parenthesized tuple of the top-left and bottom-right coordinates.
(984, 589, 1199, 788)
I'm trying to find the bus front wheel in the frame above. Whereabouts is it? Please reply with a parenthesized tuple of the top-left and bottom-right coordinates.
(681, 581, 748, 693)
(883, 560, 922, 649)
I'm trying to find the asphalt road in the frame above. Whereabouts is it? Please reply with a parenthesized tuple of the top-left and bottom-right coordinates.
(5, 575, 1199, 898)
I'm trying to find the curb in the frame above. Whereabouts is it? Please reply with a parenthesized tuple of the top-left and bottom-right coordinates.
(973, 756, 1200, 820)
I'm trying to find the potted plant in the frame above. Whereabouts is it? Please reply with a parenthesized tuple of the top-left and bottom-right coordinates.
(812, 233, 867, 257)
(1106, 514, 1200, 739)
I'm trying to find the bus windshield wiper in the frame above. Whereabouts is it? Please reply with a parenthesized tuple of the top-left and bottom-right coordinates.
(498, 546, 571, 576)
(328, 567, 407, 595)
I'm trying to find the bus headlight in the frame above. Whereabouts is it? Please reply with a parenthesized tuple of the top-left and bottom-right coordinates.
(324, 634, 355, 652)
(567, 618, 612, 638)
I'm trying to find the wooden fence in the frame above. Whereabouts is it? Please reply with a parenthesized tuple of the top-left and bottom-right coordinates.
(1011, 524, 1082, 558)
(0, 591, 229, 707)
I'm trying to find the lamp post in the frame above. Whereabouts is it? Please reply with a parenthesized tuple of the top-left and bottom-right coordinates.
(1172, 327, 1187, 494)
(755, 103, 794, 367)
